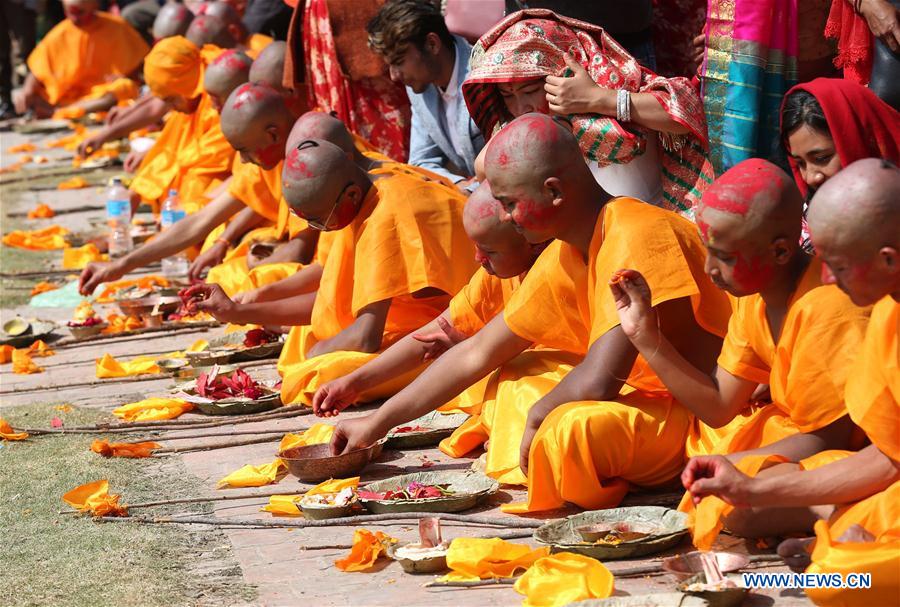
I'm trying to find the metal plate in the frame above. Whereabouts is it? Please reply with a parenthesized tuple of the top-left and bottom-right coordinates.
(386, 411, 470, 449)
(534, 506, 689, 560)
(360, 470, 499, 514)
(0, 320, 57, 347)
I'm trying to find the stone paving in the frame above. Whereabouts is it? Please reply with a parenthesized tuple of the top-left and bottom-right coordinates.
(0, 125, 813, 606)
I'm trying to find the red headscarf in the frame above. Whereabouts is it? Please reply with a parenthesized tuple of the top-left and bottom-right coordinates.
(781, 78, 900, 198)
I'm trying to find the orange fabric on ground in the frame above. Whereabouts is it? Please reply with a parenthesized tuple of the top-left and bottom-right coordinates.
(687, 258, 870, 458)
(12, 349, 43, 374)
(30, 282, 58, 296)
(501, 198, 732, 513)
(102, 314, 143, 334)
(0, 418, 28, 440)
(95, 275, 169, 302)
(26, 12, 148, 107)
(334, 529, 397, 572)
(112, 397, 194, 421)
(514, 552, 614, 607)
(61, 480, 128, 517)
(131, 38, 231, 209)
(0, 345, 12, 363)
(27, 204, 54, 219)
(2, 225, 69, 250)
(62, 243, 107, 269)
(278, 168, 478, 405)
(441, 537, 549, 582)
(7, 143, 36, 153)
(90, 439, 160, 458)
(217, 459, 286, 488)
(57, 176, 89, 190)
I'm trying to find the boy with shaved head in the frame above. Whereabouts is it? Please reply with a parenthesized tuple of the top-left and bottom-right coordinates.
(680, 159, 900, 606)
(15, 0, 149, 118)
(612, 157, 870, 538)
(330, 113, 731, 514)
(311, 182, 545, 416)
(200, 1, 273, 54)
(184, 137, 478, 406)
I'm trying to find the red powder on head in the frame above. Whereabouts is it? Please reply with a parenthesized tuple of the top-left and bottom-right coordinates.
(497, 152, 509, 166)
(193, 15, 209, 31)
(703, 158, 784, 217)
(285, 149, 313, 179)
(512, 197, 556, 231)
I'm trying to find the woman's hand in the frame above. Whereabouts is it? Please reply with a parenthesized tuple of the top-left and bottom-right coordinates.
(544, 54, 613, 116)
(861, 0, 900, 53)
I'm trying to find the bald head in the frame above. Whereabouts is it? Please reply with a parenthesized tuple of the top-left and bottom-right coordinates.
(186, 14, 236, 48)
(463, 182, 539, 278)
(698, 158, 803, 245)
(484, 113, 592, 244)
(203, 49, 252, 111)
(249, 41, 287, 91)
(287, 111, 356, 156)
(221, 82, 295, 169)
(206, 0, 245, 25)
(283, 139, 368, 230)
(153, 3, 193, 41)
(808, 159, 900, 305)
(63, 0, 98, 25)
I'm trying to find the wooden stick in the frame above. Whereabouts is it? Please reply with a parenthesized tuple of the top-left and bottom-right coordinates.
(18, 406, 312, 435)
(52, 321, 219, 348)
(129, 428, 299, 441)
(153, 433, 283, 454)
(302, 530, 535, 552)
(6, 204, 105, 218)
(96, 512, 545, 529)
(426, 578, 517, 588)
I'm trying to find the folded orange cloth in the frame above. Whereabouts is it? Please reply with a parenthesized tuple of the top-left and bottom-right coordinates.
(96, 352, 162, 377)
(27, 204, 55, 220)
(217, 459, 287, 488)
(441, 538, 551, 582)
(26, 340, 55, 357)
(2, 225, 70, 250)
(61, 480, 128, 517)
(0, 417, 28, 440)
(335, 529, 398, 572)
(262, 477, 360, 516)
(112, 397, 194, 421)
(57, 176, 89, 190)
(30, 281, 59, 296)
(514, 552, 614, 607)
(7, 143, 36, 153)
(90, 439, 160, 458)
(12, 349, 42, 374)
(0, 345, 13, 363)
(102, 313, 143, 334)
(45, 124, 87, 150)
(278, 424, 335, 452)
(62, 243, 107, 269)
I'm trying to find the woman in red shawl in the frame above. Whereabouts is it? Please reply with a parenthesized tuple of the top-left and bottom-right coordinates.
(462, 9, 715, 217)
(780, 77, 900, 248)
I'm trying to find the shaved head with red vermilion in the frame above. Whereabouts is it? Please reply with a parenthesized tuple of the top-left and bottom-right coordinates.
(483, 113, 592, 245)
(286, 111, 357, 157)
(186, 15, 237, 48)
(152, 2, 193, 41)
(463, 181, 543, 278)
(203, 49, 252, 112)
(808, 158, 900, 305)
(697, 158, 803, 296)
(282, 139, 371, 231)
(221, 82, 294, 170)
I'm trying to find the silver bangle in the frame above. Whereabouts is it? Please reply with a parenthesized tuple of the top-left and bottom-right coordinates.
(616, 89, 632, 122)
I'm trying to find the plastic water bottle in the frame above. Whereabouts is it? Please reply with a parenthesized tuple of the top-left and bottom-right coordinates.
(160, 189, 189, 279)
(106, 177, 133, 257)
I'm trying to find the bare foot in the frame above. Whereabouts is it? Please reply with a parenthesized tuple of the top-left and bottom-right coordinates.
(777, 537, 814, 572)
(838, 524, 875, 543)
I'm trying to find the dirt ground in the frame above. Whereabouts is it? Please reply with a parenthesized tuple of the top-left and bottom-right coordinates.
(0, 124, 814, 607)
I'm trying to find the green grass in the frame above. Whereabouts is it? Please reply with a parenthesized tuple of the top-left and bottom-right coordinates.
(0, 404, 256, 607)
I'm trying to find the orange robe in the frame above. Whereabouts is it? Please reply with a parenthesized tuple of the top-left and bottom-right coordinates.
(246, 33, 274, 55)
(26, 12, 148, 107)
(129, 91, 232, 211)
(437, 267, 585, 484)
(277, 167, 478, 406)
(686, 258, 871, 458)
(501, 197, 732, 513)
(805, 295, 900, 607)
